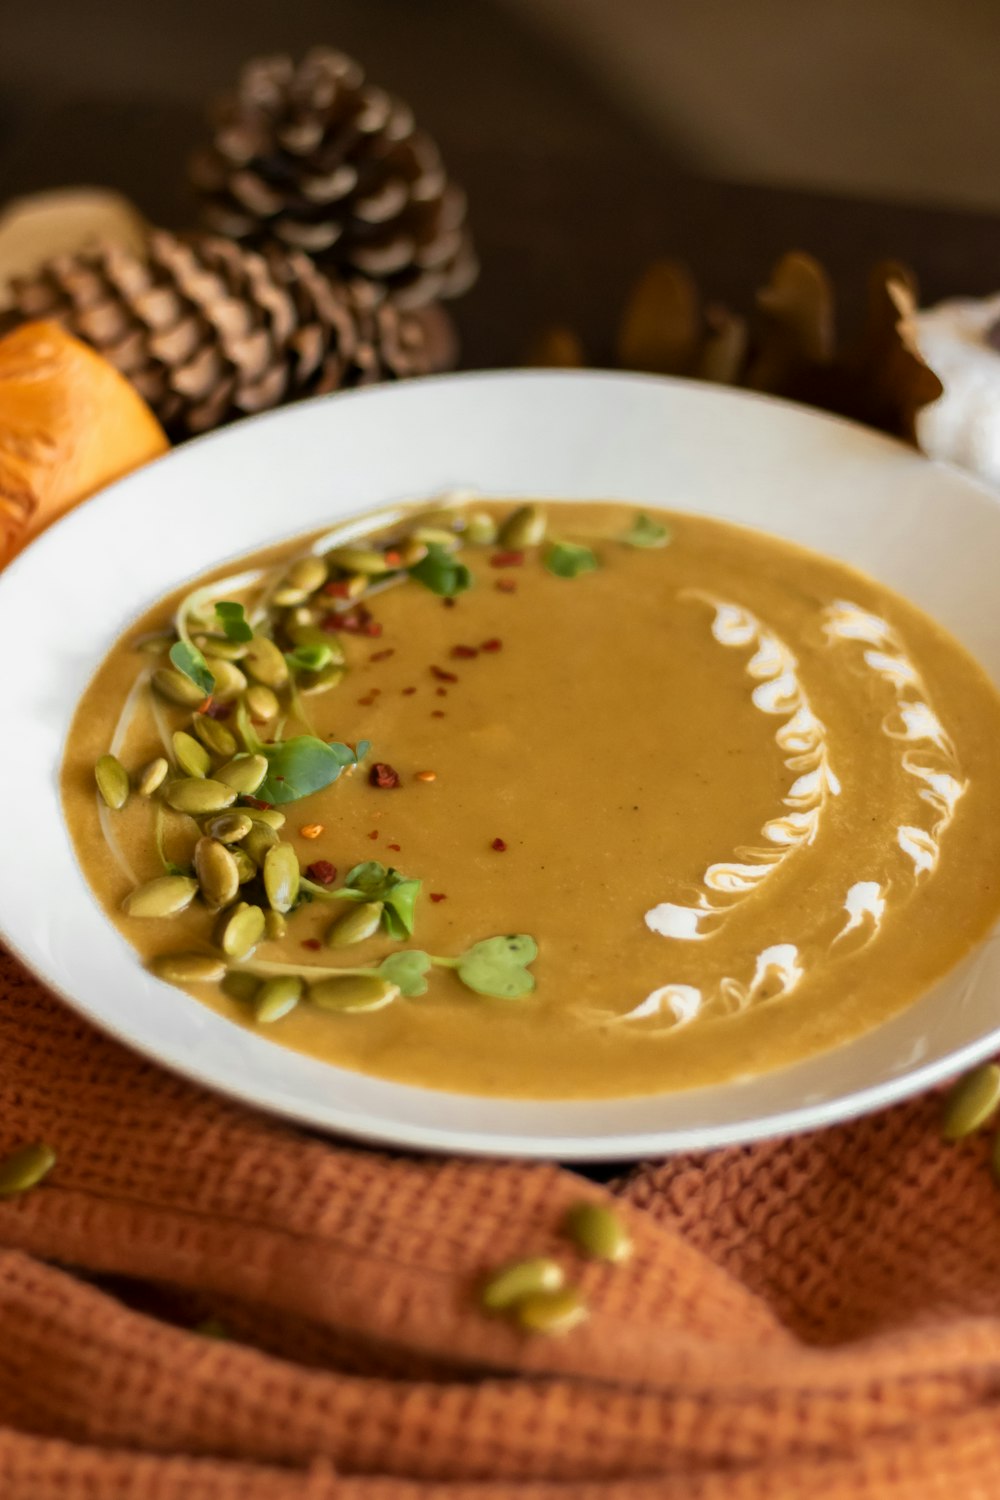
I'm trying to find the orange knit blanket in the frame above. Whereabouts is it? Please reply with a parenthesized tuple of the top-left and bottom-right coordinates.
(2, 943, 999, 1499)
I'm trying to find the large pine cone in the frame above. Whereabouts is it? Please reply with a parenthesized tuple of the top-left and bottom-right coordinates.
(189, 48, 477, 310)
(8, 230, 457, 436)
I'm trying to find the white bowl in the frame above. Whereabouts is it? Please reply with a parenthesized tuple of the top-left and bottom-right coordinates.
(4, 370, 1000, 1159)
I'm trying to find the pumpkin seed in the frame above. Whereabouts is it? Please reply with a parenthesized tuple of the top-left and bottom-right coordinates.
(164, 778, 238, 815)
(286, 620, 346, 660)
(243, 636, 289, 689)
(563, 1202, 632, 1263)
(194, 836, 240, 909)
(216, 902, 266, 960)
(243, 823, 278, 865)
(480, 1257, 565, 1312)
(411, 525, 460, 551)
(465, 511, 498, 546)
(264, 909, 287, 940)
(263, 843, 300, 913)
(0, 1142, 56, 1197)
(515, 1286, 588, 1336)
(253, 976, 302, 1023)
(221, 970, 260, 1004)
(122, 875, 199, 918)
(414, 506, 462, 531)
(172, 730, 211, 778)
(245, 683, 280, 720)
(300, 664, 345, 697)
(95, 753, 130, 810)
(273, 555, 328, 605)
(152, 951, 227, 984)
(152, 666, 207, 706)
(192, 715, 238, 759)
(248, 807, 286, 830)
(135, 631, 174, 656)
(232, 846, 257, 883)
(137, 757, 169, 797)
(942, 1064, 1000, 1140)
(325, 545, 392, 575)
(215, 754, 268, 795)
(205, 811, 253, 843)
(309, 974, 399, 1012)
(498, 504, 547, 549)
(326, 901, 383, 947)
(203, 657, 248, 701)
(398, 537, 428, 567)
(193, 634, 248, 662)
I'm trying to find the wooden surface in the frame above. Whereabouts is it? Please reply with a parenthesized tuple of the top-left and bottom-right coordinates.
(3, 0, 1000, 371)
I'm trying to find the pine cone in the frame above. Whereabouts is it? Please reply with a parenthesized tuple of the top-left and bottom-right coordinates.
(7, 230, 457, 436)
(189, 47, 477, 310)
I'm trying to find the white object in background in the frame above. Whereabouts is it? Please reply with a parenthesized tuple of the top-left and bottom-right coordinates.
(913, 293, 1000, 489)
(0, 188, 148, 310)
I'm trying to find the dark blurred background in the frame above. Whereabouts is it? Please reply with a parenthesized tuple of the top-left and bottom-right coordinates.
(3, 0, 999, 365)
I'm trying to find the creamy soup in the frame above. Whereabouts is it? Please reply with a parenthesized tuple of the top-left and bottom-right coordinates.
(62, 499, 1000, 1099)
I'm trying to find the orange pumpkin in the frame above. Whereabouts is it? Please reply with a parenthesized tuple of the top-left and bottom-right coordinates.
(0, 320, 168, 568)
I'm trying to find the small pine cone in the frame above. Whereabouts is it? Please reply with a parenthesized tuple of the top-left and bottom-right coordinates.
(189, 47, 477, 309)
(8, 231, 458, 436)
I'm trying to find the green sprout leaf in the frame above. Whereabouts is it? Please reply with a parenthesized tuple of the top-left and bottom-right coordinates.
(169, 640, 215, 696)
(255, 736, 360, 805)
(378, 950, 432, 997)
(215, 600, 254, 642)
(621, 512, 672, 549)
(454, 934, 537, 998)
(342, 861, 421, 938)
(409, 542, 472, 598)
(285, 643, 335, 675)
(545, 541, 598, 579)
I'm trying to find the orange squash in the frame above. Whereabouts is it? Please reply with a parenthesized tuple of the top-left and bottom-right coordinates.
(0, 320, 168, 568)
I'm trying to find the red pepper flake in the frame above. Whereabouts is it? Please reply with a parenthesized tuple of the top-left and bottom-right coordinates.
(490, 549, 525, 568)
(442, 597, 457, 609)
(431, 710, 446, 718)
(243, 796, 273, 811)
(491, 837, 508, 852)
(384, 549, 402, 566)
(368, 829, 380, 840)
(435, 687, 448, 697)
(301, 938, 322, 951)
(451, 644, 478, 659)
(430, 892, 447, 903)
(370, 648, 395, 662)
(495, 578, 517, 593)
(322, 603, 381, 636)
(363, 620, 383, 638)
(323, 579, 353, 598)
(369, 762, 400, 789)
(402, 686, 417, 695)
(481, 638, 502, 653)
(357, 693, 378, 707)
(305, 861, 337, 886)
(387, 842, 402, 852)
(431, 665, 458, 683)
(202, 699, 234, 720)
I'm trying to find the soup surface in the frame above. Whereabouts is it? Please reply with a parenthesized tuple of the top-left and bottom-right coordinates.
(63, 499, 1000, 1098)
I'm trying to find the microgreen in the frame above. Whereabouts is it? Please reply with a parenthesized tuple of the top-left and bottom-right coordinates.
(377, 950, 432, 997)
(214, 600, 254, 642)
(285, 643, 335, 675)
(621, 512, 672, 549)
(450, 934, 537, 998)
(338, 861, 422, 939)
(545, 541, 598, 579)
(409, 542, 472, 598)
(254, 736, 363, 805)
(169, 640, 215, 696)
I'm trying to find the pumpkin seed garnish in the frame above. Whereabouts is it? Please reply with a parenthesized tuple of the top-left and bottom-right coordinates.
(0, 1142, 56, 1197)
(216, 902, 267, 960)
(264, 909, 287, 940)
(152, 952, 227, 984)
(243, 636, 289, 689)
(273, 555, 328, 605)
(326, 900, 384, 948)
(152, 666, 207, 706)
(122, 875, 199, 918)
(325, 544, 393, 576)
(245, 684, 280, 721)
(498, 504, 547, 549)
(515, 1286, 588, 1336)
(192, 715, 238, 758)
(215, 753, 268, 795)
(231, 846, 257, 883)
(300, 663, 345, 697)
(172, 730, 211, 779)
(194, 836, 240, 909)
(243, 822, 278, 865)
(465, 511, 498, 546)
(247, 807, 286, 830)
(203, 657, 248, 701)
(95, 753, 130, 810)
(137, 757, 169, 797)
(563, 1202, 632, 1263)
(253, 975, 302, 1023)
(164, 778, 238, 815)
(221, 970, 260, 1004)
(193, 634, 248, 662)
(205, 811, 253, 844)
(263, 843, 301, 914)
(942, 1064, 1000, 1140)
(309, 974, 400, 1012)
(481, 1257, 565, 1312)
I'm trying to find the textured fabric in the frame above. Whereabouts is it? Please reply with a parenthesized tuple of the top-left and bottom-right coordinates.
(2, 946, 1000, 1497)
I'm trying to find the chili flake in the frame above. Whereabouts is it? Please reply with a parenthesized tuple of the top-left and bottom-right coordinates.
(369, 829, 380, 840)
(300, 824, 324, 839)
(305, 861, 337, 885)
(302, 938, 322, 951)
(384, 549, 402, 567)
(491, 838, 508, 852)
(323, 580, 353, 598)
(431, 665, 458, 683)
(415, 770, 437, 782)
(436, 687, 448, 697)
(244, 796, 273, 811)
(451, 644, 478, 659)
(369, 762, 400, 789)
(387, 843, 402, 852)
(431, 710, 446, 718)
(430, 893, 447, 903)
(402, 686, 417, 695)
(201, 699, 233, 720)
(490, 550, 525, 568)
(442, 597, 457, 609)
(370, 648, 395, 662)
(495, 578, 517, 593)
(481, 638, 502, 652)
